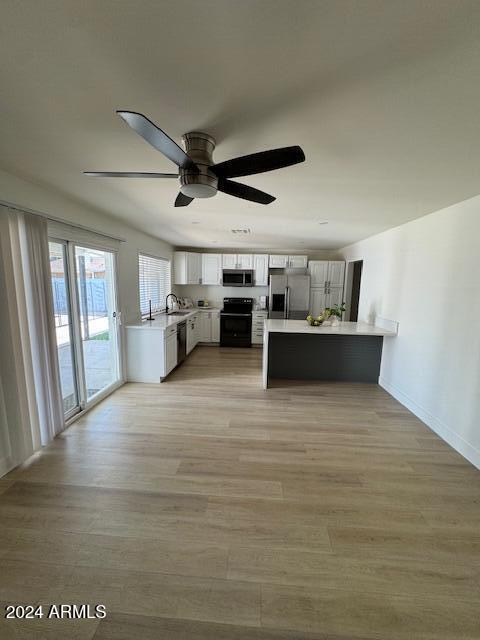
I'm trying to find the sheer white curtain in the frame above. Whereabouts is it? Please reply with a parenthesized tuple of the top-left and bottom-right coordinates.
(0, 206, 64, 477)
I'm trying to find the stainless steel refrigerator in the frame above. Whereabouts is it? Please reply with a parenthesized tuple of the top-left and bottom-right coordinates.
(268, 274, 310, 319)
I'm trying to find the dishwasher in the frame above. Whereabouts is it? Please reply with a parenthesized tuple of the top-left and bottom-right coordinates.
(177, 321, 187, 365)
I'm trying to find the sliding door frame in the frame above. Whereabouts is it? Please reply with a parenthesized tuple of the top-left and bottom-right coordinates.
(50, 236, 124, 420)
(50, 238, 82, 421)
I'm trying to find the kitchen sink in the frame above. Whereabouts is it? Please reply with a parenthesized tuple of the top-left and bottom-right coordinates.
(167, 311, 191, 316)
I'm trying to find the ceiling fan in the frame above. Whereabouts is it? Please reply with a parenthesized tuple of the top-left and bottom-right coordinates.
(84, 111, 305, 207)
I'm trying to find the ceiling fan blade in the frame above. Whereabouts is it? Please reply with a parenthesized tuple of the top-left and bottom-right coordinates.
(116, 111, 196, 170)
(83, 171, 178, 178)
(175, 192, 194, 207)
(218, 179, 275, 205)
(211, 145, 305, 179)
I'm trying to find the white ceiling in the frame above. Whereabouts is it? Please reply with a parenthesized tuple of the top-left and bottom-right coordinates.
(1, 1, 480, 249)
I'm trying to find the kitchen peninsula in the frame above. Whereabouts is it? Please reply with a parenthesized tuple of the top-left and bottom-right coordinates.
(262, 320, 397, 389)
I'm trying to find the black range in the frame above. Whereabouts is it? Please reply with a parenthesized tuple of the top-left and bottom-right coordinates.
(220, 298, 253, 347)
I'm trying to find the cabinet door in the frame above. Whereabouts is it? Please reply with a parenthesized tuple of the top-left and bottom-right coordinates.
(309, 289, 328, 317)
(165, 333, 177, 375)
(193, 316, 200, 346)
(327, 261, 345, 287)
(187, 252, 202, 284)
(327, 287, 344, 310)
(186, 321, 194, 354)
(253, 254, 269, 286)
(173, 251, 187, 285)
(199, 312, 212, 342)
(237, 254, 253, 269)
(202, 254, 222, 285)
(288, 255, 308, 269)
(211, 311, 220, 342)
(308, 261, 329, 288)
(222, 254, 237, 269)
(269, 254, 288, 268)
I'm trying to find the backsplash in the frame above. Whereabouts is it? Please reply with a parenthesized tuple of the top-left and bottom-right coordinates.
(174, 284, 268, 309)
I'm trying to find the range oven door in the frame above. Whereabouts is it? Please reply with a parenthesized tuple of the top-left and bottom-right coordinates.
(220, 313, 252, 347)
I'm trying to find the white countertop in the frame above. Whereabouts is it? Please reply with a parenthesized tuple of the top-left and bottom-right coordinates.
(264, 320, 397, 337)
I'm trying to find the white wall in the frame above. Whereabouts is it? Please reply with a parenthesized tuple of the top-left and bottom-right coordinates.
(340, 195, 480, 468)
(175, 284, 269, 309)
(0, 169, 173, 323)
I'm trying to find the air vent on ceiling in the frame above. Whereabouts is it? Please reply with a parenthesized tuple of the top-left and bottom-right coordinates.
(231, 228, 251, 234)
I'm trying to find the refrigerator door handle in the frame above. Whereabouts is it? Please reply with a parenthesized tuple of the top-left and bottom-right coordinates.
(285, 286, 290, 319)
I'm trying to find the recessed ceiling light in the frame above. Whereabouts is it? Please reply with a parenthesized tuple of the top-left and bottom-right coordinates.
(318, 221, 328, 225)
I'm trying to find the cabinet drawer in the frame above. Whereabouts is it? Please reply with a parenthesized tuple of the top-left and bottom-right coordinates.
(165, 325, 177, 337)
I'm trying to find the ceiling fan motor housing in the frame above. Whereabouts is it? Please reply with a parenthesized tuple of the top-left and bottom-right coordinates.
(180, 132, 218, 198)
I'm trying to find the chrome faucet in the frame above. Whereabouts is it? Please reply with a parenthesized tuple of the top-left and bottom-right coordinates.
(165, 293, 178, 314)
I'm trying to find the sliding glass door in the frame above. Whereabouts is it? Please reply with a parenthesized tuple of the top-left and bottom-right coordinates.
(75, 246, 120, 400)
(49, 241, 80, 418)
(49, 240, 121, 418)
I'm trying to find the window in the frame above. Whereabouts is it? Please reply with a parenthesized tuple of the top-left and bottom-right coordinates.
(138, 253, 171, 316)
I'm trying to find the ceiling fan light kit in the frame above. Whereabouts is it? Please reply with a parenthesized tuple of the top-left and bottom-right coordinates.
(179, 132, 218, 199)
(84, 111, 305, 207)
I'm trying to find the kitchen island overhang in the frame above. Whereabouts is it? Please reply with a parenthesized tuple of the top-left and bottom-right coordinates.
(262, 320, 397, 389)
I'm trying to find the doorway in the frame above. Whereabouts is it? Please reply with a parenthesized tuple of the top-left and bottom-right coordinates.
(349, 260, 363, 322)
(49, 240, 121, 418)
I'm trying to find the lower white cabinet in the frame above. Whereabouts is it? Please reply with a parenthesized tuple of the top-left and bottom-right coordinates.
(165, 332, 177, 375)
(328, 287, 344, 309)
(126, 323, 178, 382)
(186, 313, 199, 354)
(211, 310, 220, 342)
(252, 310, 268, 344)
(309, 287, 344, 317)
(199, 311, 212, 342)
(199, 309, 220, 343)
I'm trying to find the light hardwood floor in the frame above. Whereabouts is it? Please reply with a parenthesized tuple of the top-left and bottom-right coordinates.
(0, 346, 479, 639)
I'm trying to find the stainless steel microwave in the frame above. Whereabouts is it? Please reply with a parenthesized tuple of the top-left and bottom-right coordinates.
(222, 269, 254, 287)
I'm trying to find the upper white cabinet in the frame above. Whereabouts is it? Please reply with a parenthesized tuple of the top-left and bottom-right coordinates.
(308, 261, 330, 287)
(269, 254, 288, 268)
(308, 261, 345, 288)
(237, 254, 253, 269)
(174, 251, 202, 285)
(253, 254, 269, 286)
(327, 261, 345, 287)
(222, 254, 237, 269)
(269, 255, 308, 268)
(288, 255, 308, 269)
(222, 254, 253, 269)
(202, 253, 222, 285)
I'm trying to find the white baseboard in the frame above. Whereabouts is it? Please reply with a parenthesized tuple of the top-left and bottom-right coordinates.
(379, 376, 480, 470)
(0, 456, 14, 479)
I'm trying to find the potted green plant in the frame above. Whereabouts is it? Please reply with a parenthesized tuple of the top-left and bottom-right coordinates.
(327, 303, 346, 326)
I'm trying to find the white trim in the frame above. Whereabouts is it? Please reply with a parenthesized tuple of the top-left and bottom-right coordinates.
(379, 375, 480, 470)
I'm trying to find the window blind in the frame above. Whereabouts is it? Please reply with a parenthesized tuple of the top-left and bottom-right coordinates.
(138, 254, 171, 316)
